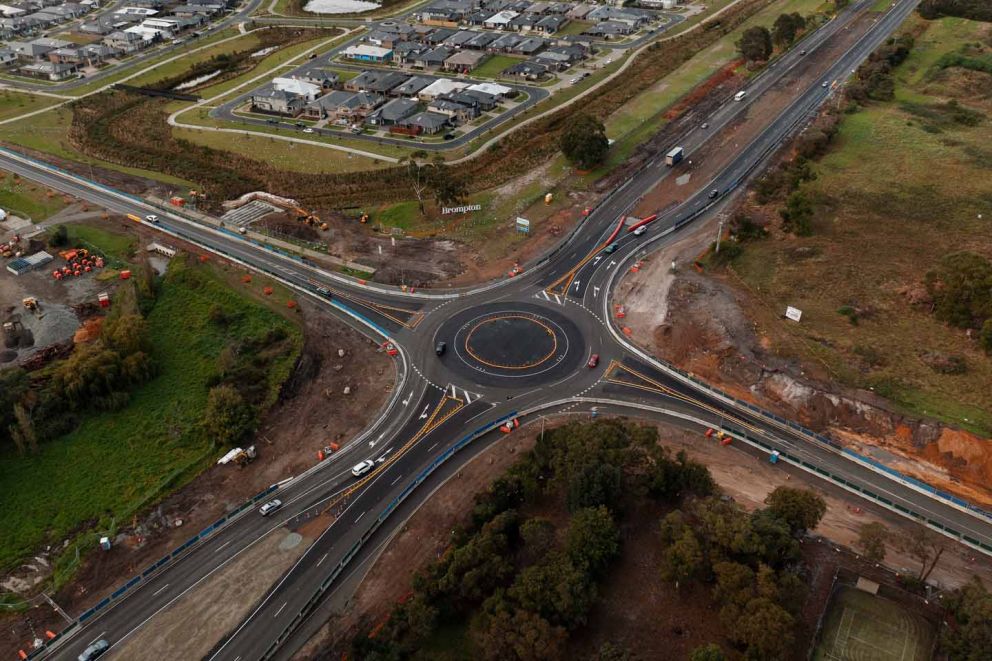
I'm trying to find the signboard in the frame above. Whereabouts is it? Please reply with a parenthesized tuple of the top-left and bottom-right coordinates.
(785, 306, 802, 322)
(440, 204, 481, 215)
(516, 217, 530, 234)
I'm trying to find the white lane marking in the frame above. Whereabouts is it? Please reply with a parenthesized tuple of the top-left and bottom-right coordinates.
(316, 553, 328, 568)
(541, 290, 551, 301)
(391, 474, 403, 486)
(554, 294, 562, 305)
(419, 403, 430, 420)
(573, 280, 581, 291)
(463, 389, 473, 404)
(402, 390, 413, 406)
(151, 584, 170, 597)
(88, 632, 107, 646)
(355, 511, 366, 523)
(273, 602, 287, 618)
(214, 540, 231, 553)
(593, 255, 602, 265)
(369, 432, 384, 448)
(607, 260, 616, 270)
(593, 286, 600, 298)
(428, 442, 439, 452)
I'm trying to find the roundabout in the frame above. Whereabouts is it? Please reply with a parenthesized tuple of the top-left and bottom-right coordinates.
(435, 302, 586, 388)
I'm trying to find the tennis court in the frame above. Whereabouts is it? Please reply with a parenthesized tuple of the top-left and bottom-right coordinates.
(813, 586, 934, 661)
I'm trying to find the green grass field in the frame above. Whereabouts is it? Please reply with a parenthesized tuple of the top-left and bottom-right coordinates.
(65, 224, 136, 261)
(730, 14, 992, 434)
(0, 90, 63, 122)
(0, 176, 68, 221)
(814, 587, 934, 661)
(0, 256, 302, 575)
(471, 55, 523, 80)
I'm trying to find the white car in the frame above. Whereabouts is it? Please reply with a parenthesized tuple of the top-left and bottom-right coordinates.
(303, 127, 314, 134)
(822, 81, 829, 88)
(569, 77, 581, 85)
(351, 459, 375, 477)
(633, 225, 647, 236)
(145, 214, 159, 223)
(259, 499, 282, 516)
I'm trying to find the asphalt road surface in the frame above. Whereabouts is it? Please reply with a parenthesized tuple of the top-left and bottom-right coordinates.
(11, 2, 989, 660)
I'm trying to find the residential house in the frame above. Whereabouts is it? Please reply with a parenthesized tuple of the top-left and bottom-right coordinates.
(413, 45, 452, 70)
(488, 32, 520, 52)
(366, 97, 418, 125)
(464, 31, 496, 50)
(444, 90, 489, 111)
(566, 2, 594, 18)
(341, 44, 393, 63)
(250, 88, 306, 116)
(483, 10, 518, 29)
(401, 111, 449, 135)
(417, 77, 469, 101)
(302, 90, 383, 122)
(423, 28, 455, 45)
(443, 49, 487, 73)
(347, 70, 408, 95)
(467, 81, 512, 98)
(502, 59, 549, 80)
(0, 47, 16, 65)
(272, 76, 321, 102)
(534, 14, 567, 33)
(20, 61, 77, 80)
(300, 69, 339, 90)
(392, 41, 427, 65)
(392, 75, 433, 97)
(508, 36, 544, 55)
(461, 88, 498, 110)
(442, 29, 476, 49)
(585, 20, 633, 37)
(427, 98, 477, 123)
(103, 30, 144, 52)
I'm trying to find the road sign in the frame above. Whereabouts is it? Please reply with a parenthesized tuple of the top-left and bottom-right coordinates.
(516, 217, 530, 233)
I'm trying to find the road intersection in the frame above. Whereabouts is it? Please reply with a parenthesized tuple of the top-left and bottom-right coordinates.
(8, 1, 989, 658)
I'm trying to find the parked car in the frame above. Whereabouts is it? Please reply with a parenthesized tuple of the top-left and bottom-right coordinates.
(633, 225, 647, 236)
(145, 214, 159, 223)
(352, 459, 375, 477)
(78, 639, 110, 661)
(587, 354, 599, 368)
(266, 119, 278, 125)
(569, 77, 581, 85)
(435, 341, 446, 356)
(443, 132, 456, 141)
(303, 128, 314, 133)
(259, 499, 282, 516)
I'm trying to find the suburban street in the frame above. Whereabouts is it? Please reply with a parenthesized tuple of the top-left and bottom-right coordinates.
(7, 1, 990, 659)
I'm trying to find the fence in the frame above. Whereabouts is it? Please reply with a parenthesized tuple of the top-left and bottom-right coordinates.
(28, 484, 281, 659)
(258, 411, 518, 660)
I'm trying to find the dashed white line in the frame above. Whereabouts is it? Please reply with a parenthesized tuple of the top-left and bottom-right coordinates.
(273, 602, 287, 618)
(428, 442, 439, 452)
(355, 511, 366, 523)
(214, 540, 231, 553)
(151, 584, 170, 597)
(316, 553, 328, 568)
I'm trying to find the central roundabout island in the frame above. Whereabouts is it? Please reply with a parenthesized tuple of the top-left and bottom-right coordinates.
(436, 302, 586, 388)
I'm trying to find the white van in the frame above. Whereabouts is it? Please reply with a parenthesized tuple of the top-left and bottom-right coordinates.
(734, 90, 747, 102)
(352, 460, 375, 477)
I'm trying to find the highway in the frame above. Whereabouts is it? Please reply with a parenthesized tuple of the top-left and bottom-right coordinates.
(8, 0, 989, 659)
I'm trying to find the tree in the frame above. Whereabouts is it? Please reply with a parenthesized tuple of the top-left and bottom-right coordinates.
(203, 384, 255, 447)
(779, 190, 815, 235)
(10, 403, 38, 455)
(596, 642, 633, 661)
(566, 506, 620, 575)
(473, 607, 567, 661)
(0, 368, 28, 448)
(661, 528, 704, 586)
(764, 487, 827, 536)
(48, 224, 68, 248)
(773, 14, 799, 47)
(738, 26, 773, 63)
(560, 114, 609, 170)
(401, 151, 465, 214)
(746, 509, 801, 567)
(981, 319, 992, 354)
(508, 552, 597, 629)
(856, 522, 889, 563)
(941, 576, 992, 660)
(834, 0, 850, 9)
(566, 462, 622, 512)
(901, 525, 945, 583)
(520, 517, 555, 564)
(733, 597, 795, 659)
(690, 643, 726, 661)
(925, 252, 992, 329)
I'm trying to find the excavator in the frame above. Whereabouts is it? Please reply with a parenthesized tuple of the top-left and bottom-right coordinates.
(292, 207, 329, 232)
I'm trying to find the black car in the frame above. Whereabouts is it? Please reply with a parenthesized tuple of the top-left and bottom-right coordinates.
(78, 639, 110, 661)
(443, 132, 456, 141)
(435, 341, 446, 356)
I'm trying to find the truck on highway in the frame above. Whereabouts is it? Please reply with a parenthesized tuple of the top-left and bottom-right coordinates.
(665, 146, 684, 166)
(734, 90, 747, 102)
(126, 213, 142, 223)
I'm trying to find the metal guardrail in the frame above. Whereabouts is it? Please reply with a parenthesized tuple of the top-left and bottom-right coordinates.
(28, 484, 281, 659)
(258, 411, 518, 659)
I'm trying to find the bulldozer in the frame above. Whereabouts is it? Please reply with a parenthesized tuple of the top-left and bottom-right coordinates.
(2, 317, 32, 349)
(22, 297, 39, 313)
(217, 445, 258, 468)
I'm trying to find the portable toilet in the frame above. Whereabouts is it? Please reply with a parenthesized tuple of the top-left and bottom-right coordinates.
(99, 536, 111, 551)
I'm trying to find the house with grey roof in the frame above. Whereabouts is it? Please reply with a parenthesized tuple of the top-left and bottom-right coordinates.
(392, 75, 433, 97)
(251, 88, 306, 116)
(367, 97, 419, 125)
(427, 98, 477, 123)
(302, 90, 383, 121)
(401, 110, 449, 135)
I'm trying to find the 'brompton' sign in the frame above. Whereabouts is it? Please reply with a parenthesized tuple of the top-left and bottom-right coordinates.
(441, 204, 482, 215)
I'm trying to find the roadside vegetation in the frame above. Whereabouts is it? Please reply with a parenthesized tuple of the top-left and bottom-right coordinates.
(347, 419, 836, 660)
(705, 10, 992, 433)
(0, 172, 69, 221)
(0, 247, 302, 577)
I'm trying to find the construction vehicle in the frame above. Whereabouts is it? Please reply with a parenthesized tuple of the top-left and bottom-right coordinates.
(2, 318, 31, 349)
(359, 212, 369, 224)
(22, 297, 38, 312)
(216, 445, 257, 467)
(127, 213, 142, 223)
(292, 207, 322, 228)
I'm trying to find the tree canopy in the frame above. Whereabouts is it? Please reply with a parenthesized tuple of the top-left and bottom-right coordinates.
(738, 26, 773, 63)
(560, 114, 610, 170)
